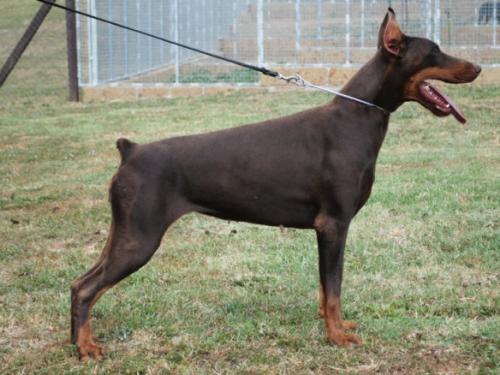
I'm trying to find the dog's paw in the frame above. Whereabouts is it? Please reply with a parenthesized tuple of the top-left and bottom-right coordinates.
(327, 330, 362, 347)
(78, 342, 105, 361)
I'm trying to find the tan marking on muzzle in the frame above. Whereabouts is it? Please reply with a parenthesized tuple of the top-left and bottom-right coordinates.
(405, 61, 479, 101)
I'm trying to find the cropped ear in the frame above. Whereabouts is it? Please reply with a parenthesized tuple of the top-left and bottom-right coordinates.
(378, 8, 403, 56)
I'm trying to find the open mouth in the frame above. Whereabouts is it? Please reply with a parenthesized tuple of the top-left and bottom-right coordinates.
(418, 81, 466, 124)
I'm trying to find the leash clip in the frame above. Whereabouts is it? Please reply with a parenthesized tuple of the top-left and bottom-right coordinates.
(277, 73, 307, 87)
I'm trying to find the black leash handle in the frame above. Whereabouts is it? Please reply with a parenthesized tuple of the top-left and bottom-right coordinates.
(37, 0, 279, 78)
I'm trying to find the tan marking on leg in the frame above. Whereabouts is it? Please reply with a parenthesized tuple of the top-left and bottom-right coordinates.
(76, 321, 104, 361)
(75, 286, 111, 361)
(314, 213, 329, 233)
(324, 294, 361, 346)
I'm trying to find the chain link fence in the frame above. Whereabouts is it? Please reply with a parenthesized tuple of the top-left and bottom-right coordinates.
(76, 0, 500, 87)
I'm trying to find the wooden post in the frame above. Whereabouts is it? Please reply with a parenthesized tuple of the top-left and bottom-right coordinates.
(66, 0, 79, 101)
(0, 0, 55, 87)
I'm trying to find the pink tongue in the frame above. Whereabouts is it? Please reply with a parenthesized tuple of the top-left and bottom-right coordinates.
(434, 85, 466, 124)
(423, 83, 467, 124)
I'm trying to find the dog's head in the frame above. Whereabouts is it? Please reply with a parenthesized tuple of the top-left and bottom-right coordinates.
(378, 8, 481, 123)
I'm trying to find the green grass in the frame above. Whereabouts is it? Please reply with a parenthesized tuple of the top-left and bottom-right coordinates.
(170, 69, 259, 84)
(1, 2, 499, 373)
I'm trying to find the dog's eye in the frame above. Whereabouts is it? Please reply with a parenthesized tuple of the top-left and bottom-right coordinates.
(432, 45, 440, 54)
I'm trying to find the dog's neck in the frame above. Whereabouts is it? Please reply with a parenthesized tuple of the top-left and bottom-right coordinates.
(339, 51, 407, 113)
(325, 52, 405, 159)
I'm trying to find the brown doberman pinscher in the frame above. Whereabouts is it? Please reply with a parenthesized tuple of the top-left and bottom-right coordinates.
(70, 9, 480, 360)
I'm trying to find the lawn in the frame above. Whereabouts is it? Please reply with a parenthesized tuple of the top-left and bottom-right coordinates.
(0, 1, 499, 374)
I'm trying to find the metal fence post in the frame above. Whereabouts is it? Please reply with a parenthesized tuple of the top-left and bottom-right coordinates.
(317, 0, 322, 40)
(201, 0, 206, 60)
(257, 0, 264, 66)
(195, 0, 201, 50)
(216, 0, 222, 45)
(232, 0, 238, 59)
(184, 0, 189, 55)
(66, 0, 79, 101)
(493, 0, 498, 47)
(474, 0, 479, 27)
(159, 0, 164, 64)
(123, 0, 128, 77)
(75, 0, 81, 84)
(434, 0, 441, 44)
(107, 0, 113, 82)
(209, 0, 214, 55)
(426, 0, 432, 39)
(174, 0, 179, 84)
(295, 0, 301, 52)
(89, 0, 98, 85)
(148, 0, 152, 69)
(361, 0, 365, 48)
(136, 1, 141, 76)
(345, 0, 351, 66)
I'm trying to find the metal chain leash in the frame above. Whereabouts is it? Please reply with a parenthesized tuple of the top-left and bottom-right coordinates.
(276, 73, 389, 114)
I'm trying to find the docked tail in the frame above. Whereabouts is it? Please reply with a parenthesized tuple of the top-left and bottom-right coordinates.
(116, 138, 137, 163)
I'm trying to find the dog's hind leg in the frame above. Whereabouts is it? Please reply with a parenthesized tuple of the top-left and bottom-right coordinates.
(70, 233, 165, 359)
(71, 170, 186, 360)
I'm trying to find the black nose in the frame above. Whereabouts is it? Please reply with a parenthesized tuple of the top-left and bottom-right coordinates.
(474, 64, 482, 74)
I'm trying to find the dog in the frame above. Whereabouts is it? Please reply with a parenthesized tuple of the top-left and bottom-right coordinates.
(70, 8, 481, 360)
(478, 1, 500, 24)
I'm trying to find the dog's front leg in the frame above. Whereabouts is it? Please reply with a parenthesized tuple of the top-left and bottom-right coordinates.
(315, 214, 361, 346)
